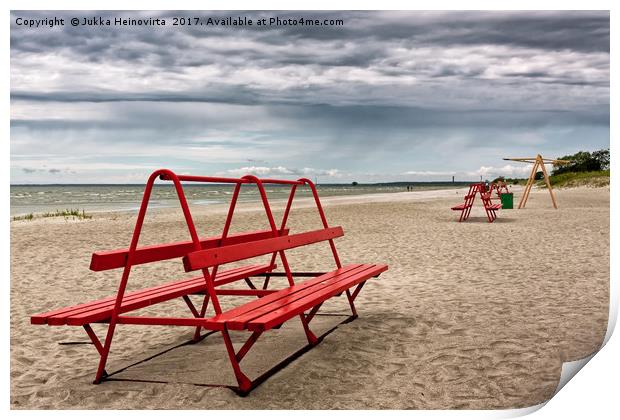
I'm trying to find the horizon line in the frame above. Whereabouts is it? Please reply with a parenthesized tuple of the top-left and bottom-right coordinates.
(10, 180, 490, 187)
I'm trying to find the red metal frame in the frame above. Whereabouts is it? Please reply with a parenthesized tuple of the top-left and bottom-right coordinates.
(451, 183, 501, 223)
(34, 169, 373, 394)
(451, 184, 477, 222)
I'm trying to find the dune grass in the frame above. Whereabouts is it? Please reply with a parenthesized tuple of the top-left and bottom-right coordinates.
(12, 208, 93, 221)
(539, 170, 610, 188)
(12, 213, 34, 221)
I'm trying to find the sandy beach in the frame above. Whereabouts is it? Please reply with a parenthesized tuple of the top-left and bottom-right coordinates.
(10, 185, 609, 409)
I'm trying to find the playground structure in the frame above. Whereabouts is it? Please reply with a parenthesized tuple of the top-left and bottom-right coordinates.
(451, 182, 501, 223)
(31, 169, 388, 395)
(503, 155, 572, 209)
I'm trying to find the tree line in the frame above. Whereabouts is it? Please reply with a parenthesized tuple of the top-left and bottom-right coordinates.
(552, 148, 610, 175)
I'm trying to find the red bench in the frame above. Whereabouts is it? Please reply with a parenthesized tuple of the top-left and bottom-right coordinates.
(481, 192, 501, 223)
(451, 183, 500, 223)
(451, 184, 477, 222)
(31, 169, 388, 395)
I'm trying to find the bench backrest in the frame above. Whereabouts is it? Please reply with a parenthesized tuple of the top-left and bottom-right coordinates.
(183, 226, 344, 272)
(90, 229, 288, 271)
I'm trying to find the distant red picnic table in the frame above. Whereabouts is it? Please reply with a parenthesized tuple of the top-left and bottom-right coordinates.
(451, 182, 501, 223)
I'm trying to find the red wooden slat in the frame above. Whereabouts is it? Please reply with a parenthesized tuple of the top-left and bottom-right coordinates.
(247, 265, 387, 331)
(224, 264, 375, 329)
(205, 264, 363, 325)
(229, 264, 387, 330)
(451, 204, 471, 210)
(184, 227, 344, 272)
(31, 264, 274, 325)
(31, 264, 258, 324)
(63, 283, 205, 326)
(63, 263, 275, 326)
(90, 229, 287, 271)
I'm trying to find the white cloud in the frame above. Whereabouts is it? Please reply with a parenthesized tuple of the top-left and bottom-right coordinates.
(222, 166, 342, 178)
(403, 170, 455, 176)
(467, 163, 553, 178)
(224, 166, 295, 176)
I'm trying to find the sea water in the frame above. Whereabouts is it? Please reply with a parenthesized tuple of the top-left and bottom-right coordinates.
(10, 183, 463, 216)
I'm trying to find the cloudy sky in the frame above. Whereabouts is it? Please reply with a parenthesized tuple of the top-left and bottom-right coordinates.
(10, 10, 609, 184)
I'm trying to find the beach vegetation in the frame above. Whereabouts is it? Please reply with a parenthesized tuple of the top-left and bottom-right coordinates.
(552, 148, 610, 175)
(534, 148, 611, 188)
(12, 213, 34, 221)
(12, 208, 93, 221)
(42, 209, 93, 220)
(543, 170, 610, 188)
(495, 177, 526, 186)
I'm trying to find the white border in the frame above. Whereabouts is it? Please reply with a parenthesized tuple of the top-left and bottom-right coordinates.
(4, 1, 616, 418)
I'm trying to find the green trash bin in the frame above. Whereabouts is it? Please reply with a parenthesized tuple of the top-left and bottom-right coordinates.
(500, 193, 513, 209)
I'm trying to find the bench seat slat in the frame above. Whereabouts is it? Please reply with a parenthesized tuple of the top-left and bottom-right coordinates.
(64, 264, 275, 326)
(208, 264, 387, 330)
(451, 204, 471, 210)
(31, 263, 275, 326)
(224, 264, 375, 329)
(184, 227, 344, 272)
(246, 264, 387, 331)
(31, 264, 260, 324)
(205, 264, 364, 325)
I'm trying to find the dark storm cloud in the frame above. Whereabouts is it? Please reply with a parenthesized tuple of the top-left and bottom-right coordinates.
(11, 11, 609, 65)
(213, 11, 610, 52)
(417, 12, 609, 53)
(282, 104, 610, 130)
(10, 10, 610, 105)
(11, 102, 610, 134)
(10, 88, 265, 106)
(10, 10, 610, 183)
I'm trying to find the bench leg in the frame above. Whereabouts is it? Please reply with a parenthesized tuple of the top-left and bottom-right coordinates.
(346, 281, 366, 318)
(192, 295, 210, 342)
(221, 327, 253, 394)
(299, 314, 318, 345)
(182, 295, 200, 318)
(262, 275, 271, 290)
(485, 208, 495, 223)
(464, 204, 473, 221)
(346, 289, 358, 317)
(235, 330, 262, 363)
(93, 321, 118, 384)
(244, 278, 264, 300)
(83, 324, 105, 356)
(304, 302, 323, 324)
